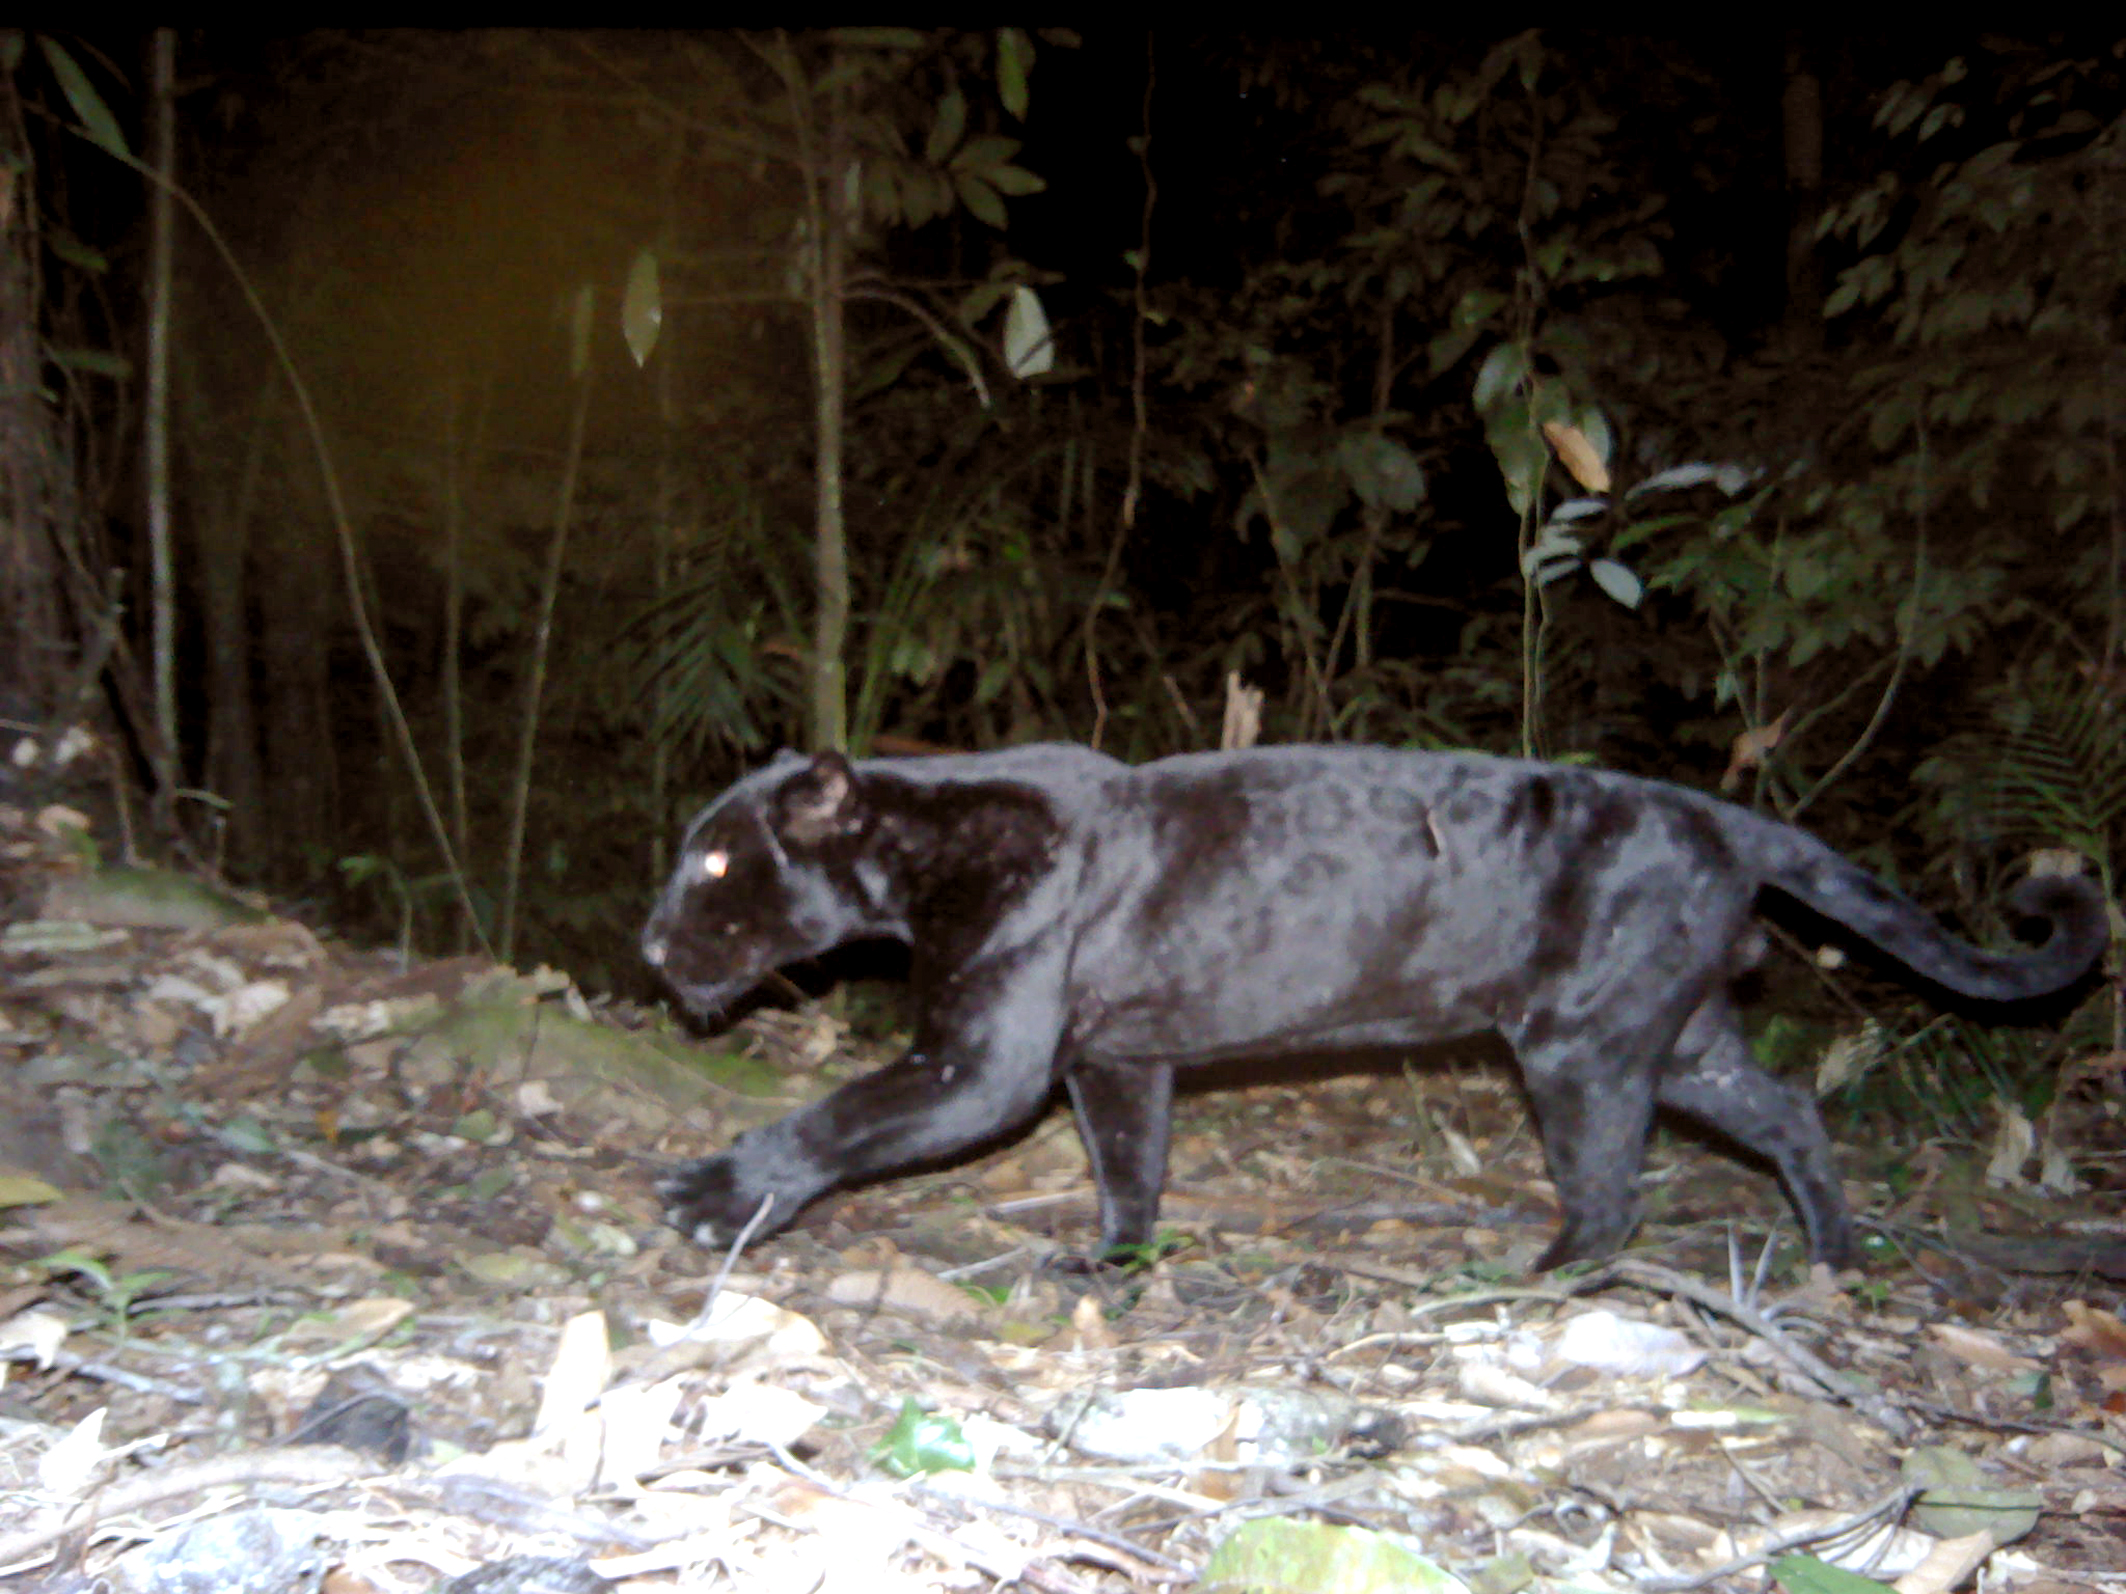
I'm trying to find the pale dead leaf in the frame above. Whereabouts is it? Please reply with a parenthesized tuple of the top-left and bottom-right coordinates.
(1892, 1528, 1996, 1593)
(826, 1263, 983, 1325)
(202, 978, 293, 1038)
(689, 1379, 826, 1449)
(1985, 1104, 2036, 1187)
(1720, 710, 1789, 791)
(533, 1309, 610, 1435)
(1926, 1322, 2040, 1375)
(598, 1376, 686, 1489)
(39, 1406, 111, 1495)
(2060, 1300, 2126, 1361)
(1542, 421, 1611, 493)
(34, 805, 92, 840)
(281, 1296, 416, 1348)
(1067, 1290, 1114, 1352)
(0, 1307, 68, 1370)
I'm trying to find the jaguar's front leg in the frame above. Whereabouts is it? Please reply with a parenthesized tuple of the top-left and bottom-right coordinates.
(662, 955, 1068, 1248)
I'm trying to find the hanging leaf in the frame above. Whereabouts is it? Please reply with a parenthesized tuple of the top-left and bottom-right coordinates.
(925, 88, 966, 165)
(48, 234, 109, 273)
(568, 284, 595, 380)
(1489, 423, 1546, 518)
(51, 348, 131, 379)
(1533, 557, 1582, 587)
(985, 163, 1046, 197)
(621, 249, 662, 368)
(1542, 420, 1612, 494)
(1546, 497, 1608, 526)
(39, 36, 129, 160)
(1003, 285, 1053, 379)
(1452, 286, 1507, 327)
(1588, 558, 1644, 609)
(1336, 432, 1426, 512)
(1426, 324, 1484, 376)
(950, 134, 1024, 173)
(1472, 341, 1526, 414)
(997, 29, 1032, 121)
(954, 171, 1006, 229)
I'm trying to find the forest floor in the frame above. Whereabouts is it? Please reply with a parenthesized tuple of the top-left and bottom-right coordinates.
(0, 797, 2123, 1594)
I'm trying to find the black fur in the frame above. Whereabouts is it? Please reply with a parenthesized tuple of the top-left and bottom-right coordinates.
(643, 744, 2108, 1269)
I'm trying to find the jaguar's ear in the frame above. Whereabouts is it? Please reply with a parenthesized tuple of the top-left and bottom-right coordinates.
(779, 750, 863, 844)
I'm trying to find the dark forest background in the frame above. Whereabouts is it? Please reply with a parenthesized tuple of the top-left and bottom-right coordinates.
(3, 29, 2120, 1096)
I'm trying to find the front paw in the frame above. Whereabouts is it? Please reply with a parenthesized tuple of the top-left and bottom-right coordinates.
(659, 1131, 827, 1250)
(659, 1152, 779, 1248)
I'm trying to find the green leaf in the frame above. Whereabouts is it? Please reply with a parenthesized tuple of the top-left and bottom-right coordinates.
(954, 170, 1006, 229)
(1427, 324, 1483, 376)
(1201, 1519, 1469, 1594)
(1903, 1444, 2041, 1544)
(1512, 32, 1544, 93)
(1766, 1553, 1894, 1592)
(827, 27, 926, 49)
(985, 163, 1045, 197)
(50, 348, 131, 379)
(621, 249, 662, 368)
(1472, 341, 1526, 414)
(1451, 286, 1507, 327)
(1335, 432, 1426, 512)
(925, 88, 966, 165)
(1488, 422, 1545, 518)
(950, 133, 1023, 173)
(48, 233, 109, 273)
(39, 36, 129, 160)
(217, 1116, 280, 1155)
(872, 1397, 977, 1478)
(996, 28, 1031, 121)
(861, 162, 903, 226)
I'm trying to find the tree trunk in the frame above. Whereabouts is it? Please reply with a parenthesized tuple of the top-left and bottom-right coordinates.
(0, 72, 73, 713)
(144, 28, 179, 805)
(806, 65, 850, 755)
(1781, 34, 1825, 349)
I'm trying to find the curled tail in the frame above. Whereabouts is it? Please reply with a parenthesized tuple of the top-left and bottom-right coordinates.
(1759, 832, 2109, 1003)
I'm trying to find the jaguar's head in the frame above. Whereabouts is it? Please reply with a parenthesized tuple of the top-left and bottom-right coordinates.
(642, 751, 899, 1017)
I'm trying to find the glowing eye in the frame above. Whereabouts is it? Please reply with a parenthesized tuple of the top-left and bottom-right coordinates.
(695, 848, 729, 882)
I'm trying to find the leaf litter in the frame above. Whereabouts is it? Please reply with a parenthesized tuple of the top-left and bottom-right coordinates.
(0, 801, 2121, 1592)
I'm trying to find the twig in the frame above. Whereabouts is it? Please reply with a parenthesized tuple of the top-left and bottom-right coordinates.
(1902, 1396, 2126, 1457)
(911, 1478, 1192, 1576)
(1, 1346, 201, 1403)
(1632, 1483, 1919, 1592)
(688, 1192, 778, 1329)
(764, 1446, 1094, 1594)
(1594, 1259, 1914, 1440)
(0, 1446, 372, 1572)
